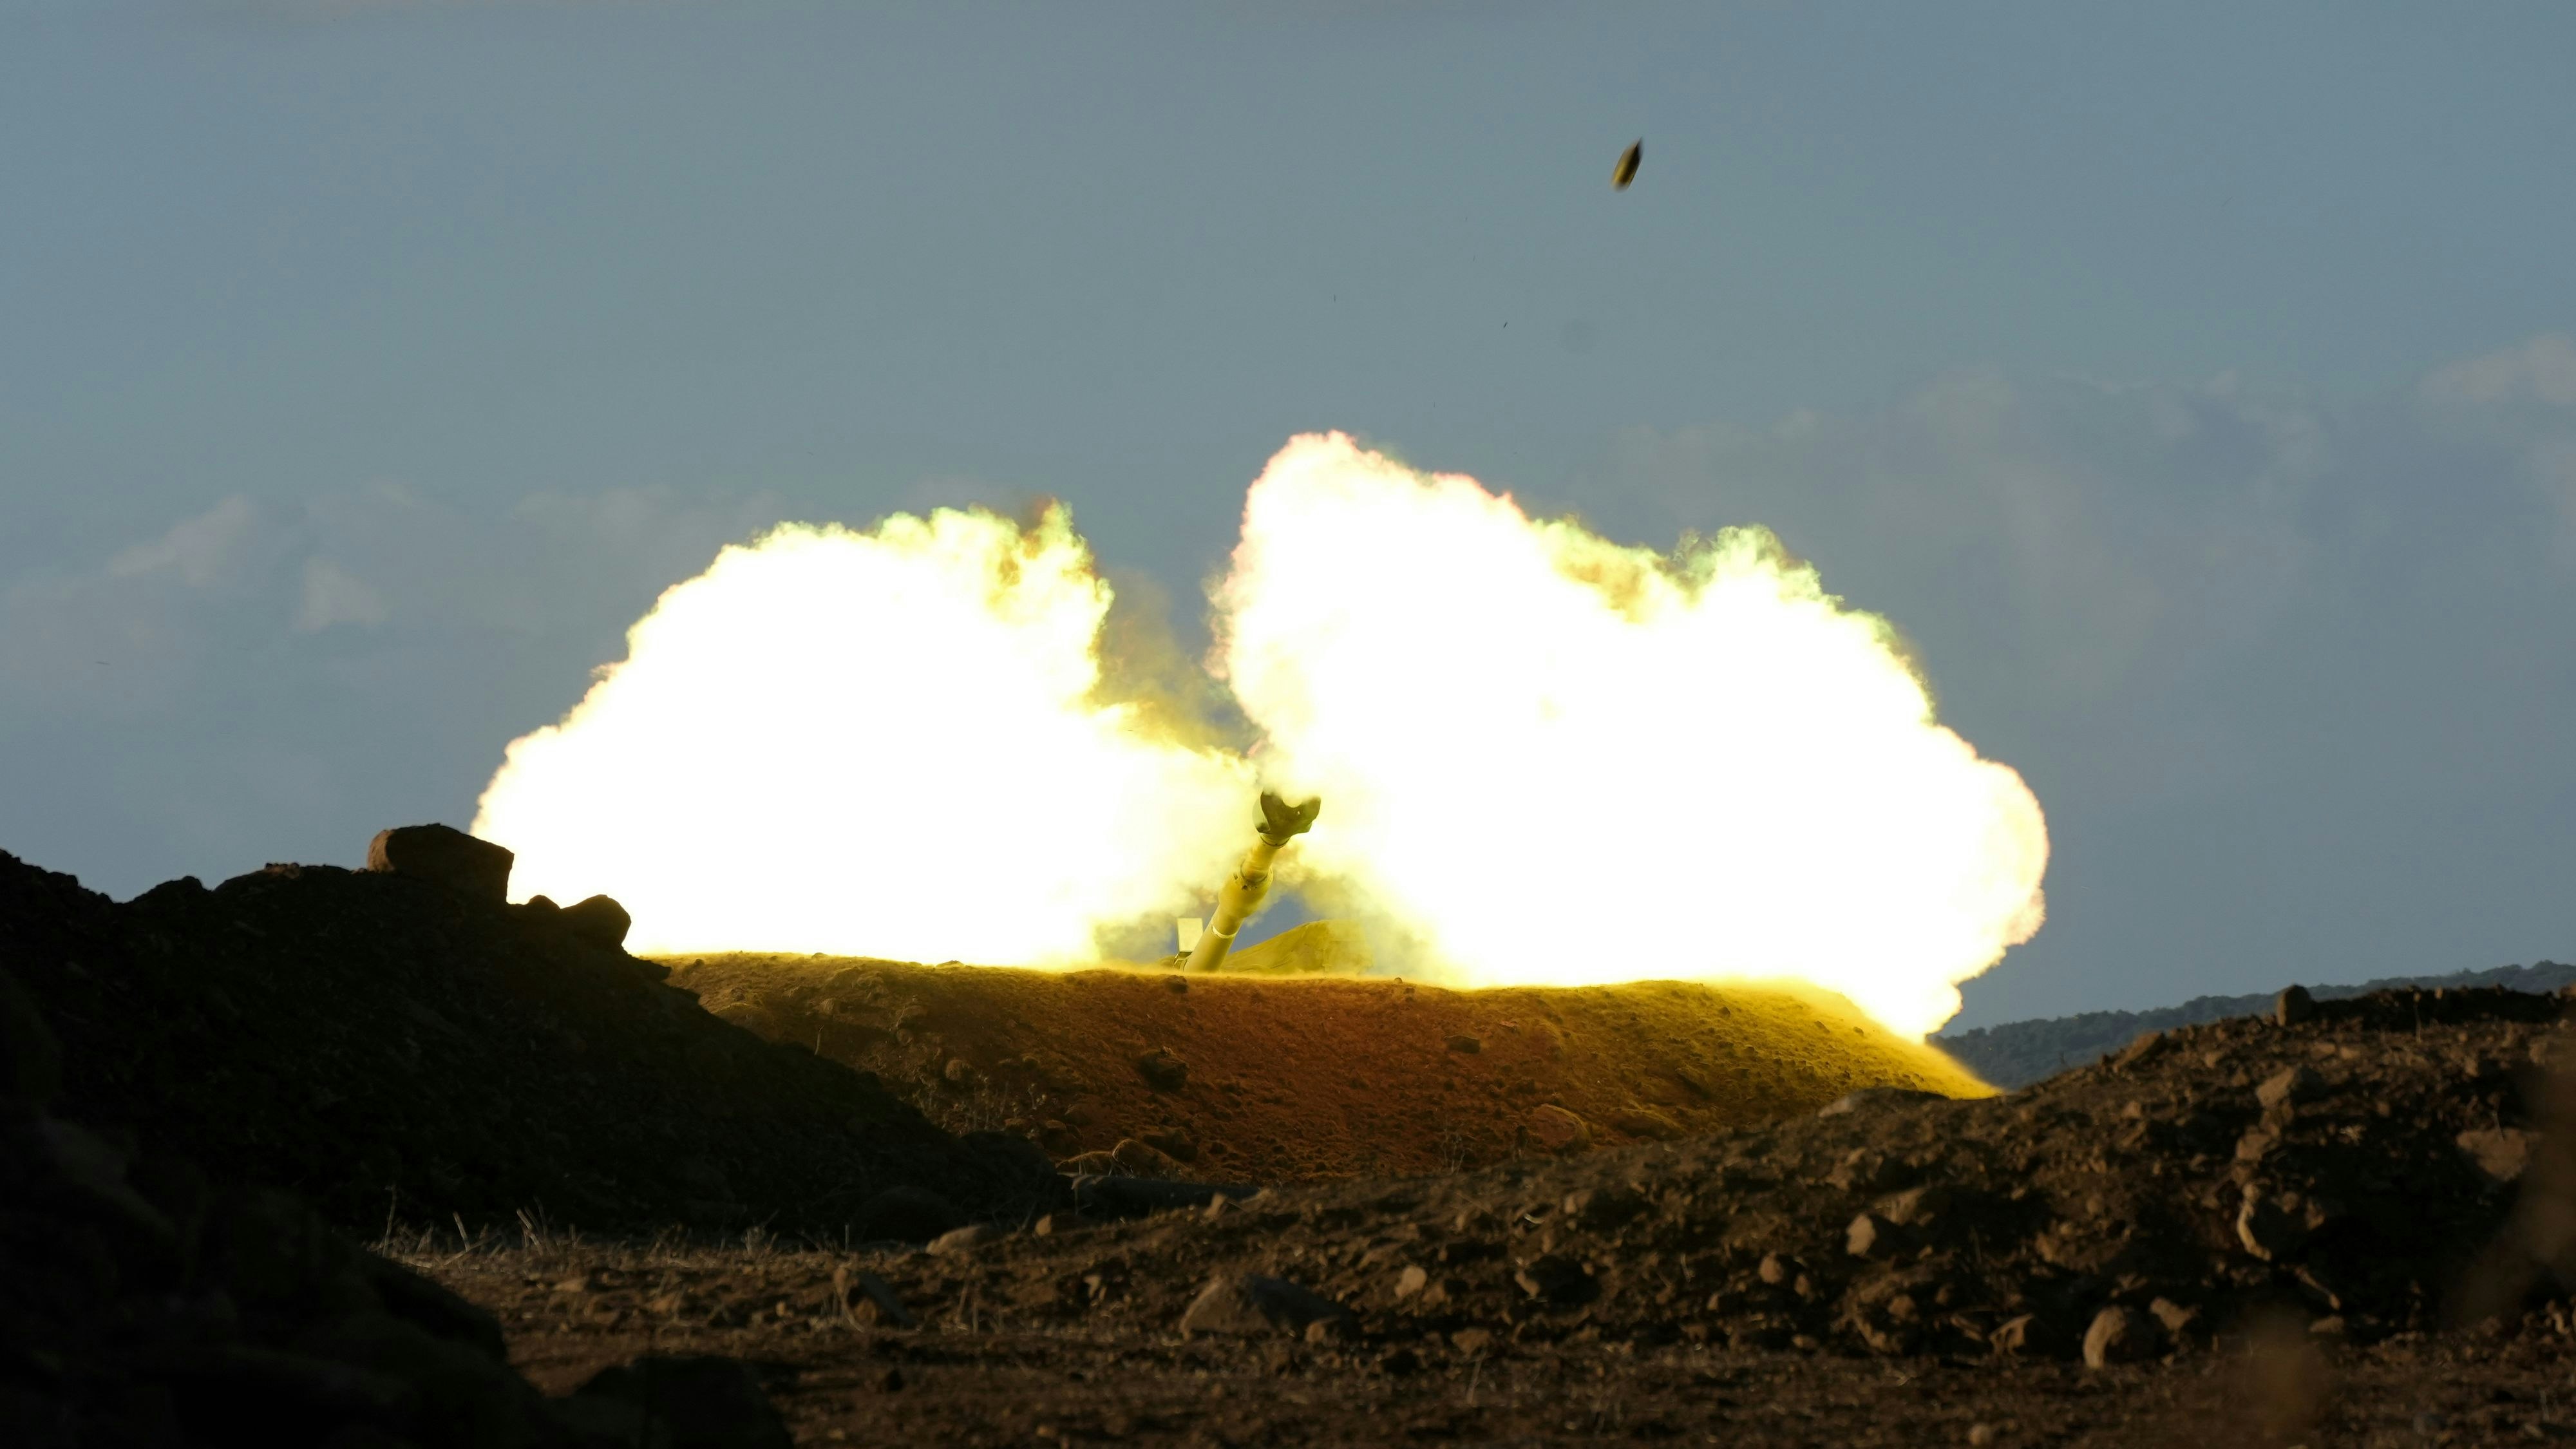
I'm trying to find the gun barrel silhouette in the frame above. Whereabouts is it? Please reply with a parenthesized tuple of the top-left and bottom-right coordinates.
(1183, 792, 1321, 974)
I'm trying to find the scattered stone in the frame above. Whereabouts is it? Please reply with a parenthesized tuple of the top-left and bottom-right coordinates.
(832, 1265, 916, 1328)
(1874, 1184, 1952, 1227)
(2257, 1065, 2323, 1110)
(926, 1223, 996, 1256)
(1846, 1212, 1891, 1258)
(2082, 1305, 2161, 1367)
(363, 823, 513, 901)
(1513, 1255, 1597, 1306)
(1141, 1128, 1199, 1163)
(1990, 1315, 2050, 1357)
(1528, 1103, 1591, 1153)
(1450, 1327, 1497, 1356)
(942, 1056, 983, 1088)
(2458, 1127, 2536, 1187)
(1609, 1106, 1684, 1141)
(1563, 1186, 1645, 1229)
(2148, 1298, 2201, 1338)
(1112, 1137, 1182, 1176)
(1179, 1274, 1354, 1337)
(1827, 1149, 1905, 1192)
(1135, 1048, 1189, 1091)
(1444, 1034, 1482, 1054)
(1164, 974, 1189, 994)
(1757, 1253, 1795, 1286)
(1394, 1265, 1429, 1300)
(2114, 1029, 2168, 1066)
(2237, 1185, 2322, 1262)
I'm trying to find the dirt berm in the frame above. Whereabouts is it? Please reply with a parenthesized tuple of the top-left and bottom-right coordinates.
(0, 847, 1053, 1238)
(664, 952, 1986, 1184)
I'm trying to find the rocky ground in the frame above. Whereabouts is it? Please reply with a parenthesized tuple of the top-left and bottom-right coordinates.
(1940, 963, 2576, 1089)
(11, 828, 2576, 1444)
(420, 983, 2576, 1445)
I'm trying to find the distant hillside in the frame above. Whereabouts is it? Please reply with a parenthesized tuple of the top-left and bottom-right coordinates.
(1937, 960, 2576, 1088)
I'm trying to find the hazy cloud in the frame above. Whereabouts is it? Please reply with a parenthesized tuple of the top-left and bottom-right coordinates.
(0, 480, 787, 891)
(106, 495, 261, 588)
(292, 558, 390, 633)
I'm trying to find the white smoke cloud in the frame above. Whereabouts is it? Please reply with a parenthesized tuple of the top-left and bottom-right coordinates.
(1213, 433, 2050, 1037)
(472, 507, 1256, 965)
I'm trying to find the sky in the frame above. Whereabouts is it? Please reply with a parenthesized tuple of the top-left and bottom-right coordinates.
(3, 0, 2571, 1027)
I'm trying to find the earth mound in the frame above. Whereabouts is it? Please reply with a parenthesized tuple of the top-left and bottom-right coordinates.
(0, 846, 1052, 1236)
(661, 952, 1989, 1183)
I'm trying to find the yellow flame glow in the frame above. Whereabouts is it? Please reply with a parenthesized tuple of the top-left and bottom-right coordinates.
(1213, 433, 2049, 1037)
(471, 507, 1253, 963)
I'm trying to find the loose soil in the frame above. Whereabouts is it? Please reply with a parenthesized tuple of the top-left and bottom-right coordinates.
(663, 952, 1987, 1184)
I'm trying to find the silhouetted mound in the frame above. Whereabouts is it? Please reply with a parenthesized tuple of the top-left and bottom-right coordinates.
(662, 954, 1989, 1183)
(1941, 961, 2576, 1088)
(0, 848, 1055, 1235)
(1, 960, 800, 1449)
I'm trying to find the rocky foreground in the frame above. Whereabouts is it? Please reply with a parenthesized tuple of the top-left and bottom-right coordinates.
(424, 984, 2576, 1445)
(10, 829, 2576, 1444)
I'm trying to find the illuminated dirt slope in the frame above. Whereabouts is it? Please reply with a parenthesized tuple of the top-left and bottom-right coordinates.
(663, 955, 1989, 1184)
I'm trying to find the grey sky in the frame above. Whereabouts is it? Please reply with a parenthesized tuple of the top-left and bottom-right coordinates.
(3, 1, 2570, 1026)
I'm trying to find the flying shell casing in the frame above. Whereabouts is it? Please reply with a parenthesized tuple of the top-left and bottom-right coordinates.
(1612, 138, 1642, 191)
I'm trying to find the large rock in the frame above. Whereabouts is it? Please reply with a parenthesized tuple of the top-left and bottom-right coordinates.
(559, 894, 632, 949)
(2275, 985, 2318, 1026)
(365, 824, 513, 902)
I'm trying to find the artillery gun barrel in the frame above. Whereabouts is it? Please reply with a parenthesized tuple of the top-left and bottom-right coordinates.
(1184, 791, 1320, 973)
